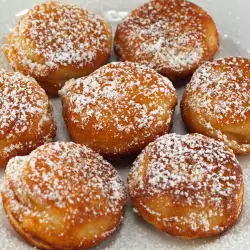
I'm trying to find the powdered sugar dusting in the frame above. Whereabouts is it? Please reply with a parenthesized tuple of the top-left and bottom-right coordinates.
(130, 133, 242, 204)
(2, 1, 112, 78)
(114, 0, 216, 76)
(129, 133, 243, 235)
(187, 57, 250, 123)
(0, 69, 55, 162)
(0, 0, 249, 249)
(2, 142, 127, 244)
(60, 61, 177, 155)
(3, 142, 127, 212)
(182, 57, 250, 153)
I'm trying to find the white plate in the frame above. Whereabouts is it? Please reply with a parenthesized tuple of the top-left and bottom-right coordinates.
(0, 0, 250, 249)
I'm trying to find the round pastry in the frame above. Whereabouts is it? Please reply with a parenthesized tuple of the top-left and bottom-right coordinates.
(114, 0, 219, 81)
(59, 61, 177, 157)
(181, 57, 250, 155)
(0, 69, 56, 167)
(2, 1, 112, 95)
(1, 142, 127, 249)
(128, 133, 244, 239)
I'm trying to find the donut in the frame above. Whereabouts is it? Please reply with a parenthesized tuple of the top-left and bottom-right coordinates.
(128, 133, 244, 239)
(1, 142, 127, 249)
(59, 61, 177, 157)
(0, 69, 56, 167)
(114, 0, 219, 81)
(2, 1, 112, 95)
(181, 57, 250, 155)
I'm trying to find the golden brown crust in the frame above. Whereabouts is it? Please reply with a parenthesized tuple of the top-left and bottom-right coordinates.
(181, 57, 250, 155)
(59, 62, 177, 157)
(114, 0, 219, 81)
(128, 133, 244, 239)
(0, 69, 56, 167)
(2, 1, 112, 95)
(1, 142, 127, 249)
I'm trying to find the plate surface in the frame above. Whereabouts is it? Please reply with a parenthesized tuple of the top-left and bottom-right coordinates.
(0, 0, 250, 249)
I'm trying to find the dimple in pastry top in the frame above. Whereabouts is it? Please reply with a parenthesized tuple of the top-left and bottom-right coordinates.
(181, 57, 250, 155)
(0, 69, 56, 167)
(128, 133, 244, 239)
(59, 61, 177, 157)
(114, 0, 219, 81)
(2, 1, 112, 95)
(1, 142, 127, 249)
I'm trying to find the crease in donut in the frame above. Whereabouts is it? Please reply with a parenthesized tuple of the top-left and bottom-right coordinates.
(202, 118, 250, 154)
(182, 112, 250, 154)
